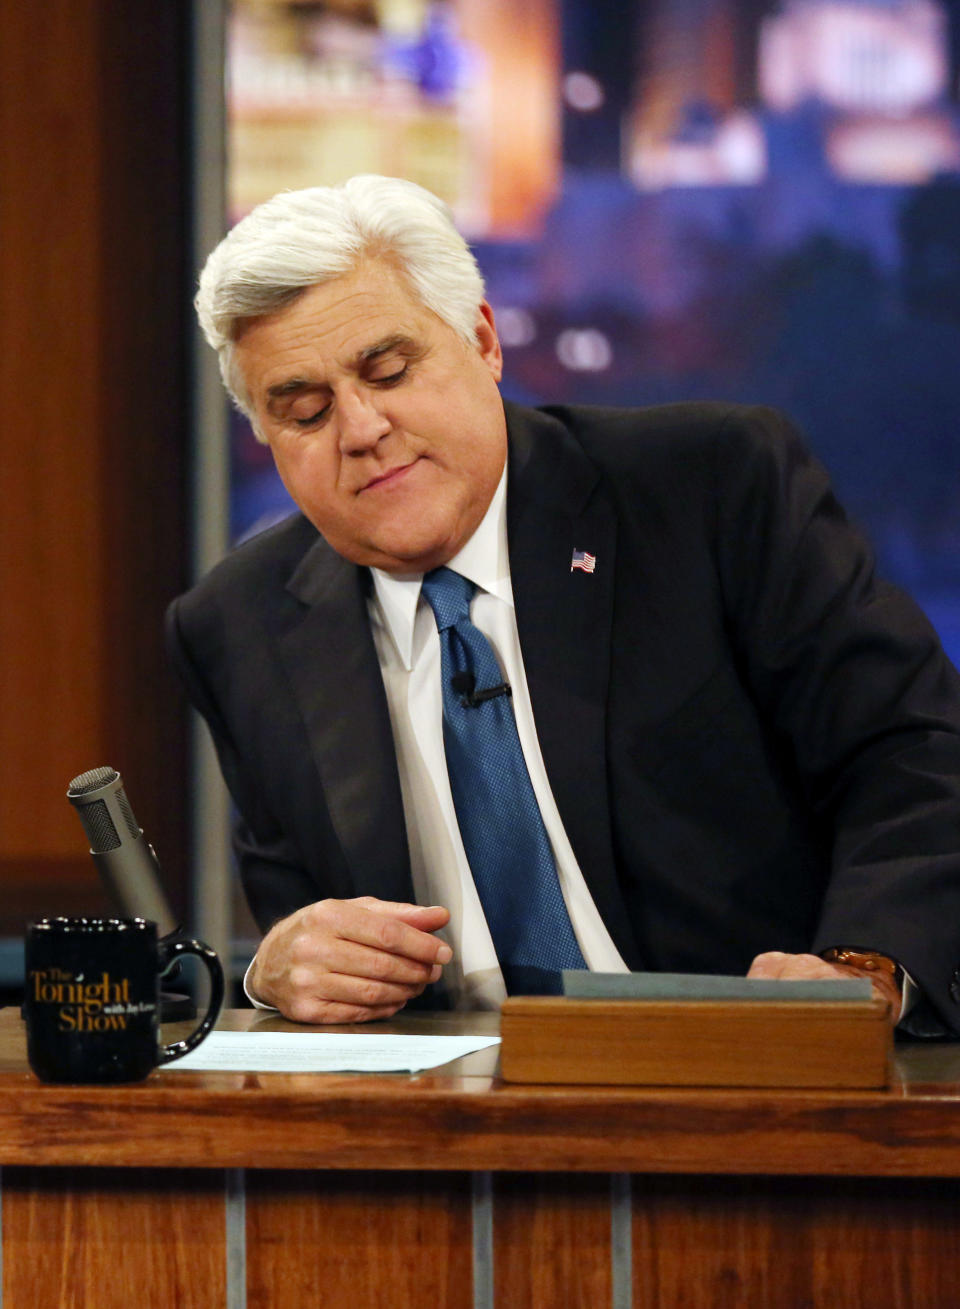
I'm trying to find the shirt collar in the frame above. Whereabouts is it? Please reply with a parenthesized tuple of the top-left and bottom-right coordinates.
(370, 461, 512, 671)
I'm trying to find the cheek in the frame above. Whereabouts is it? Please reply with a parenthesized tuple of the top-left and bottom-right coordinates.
(270, 442, 339, 513)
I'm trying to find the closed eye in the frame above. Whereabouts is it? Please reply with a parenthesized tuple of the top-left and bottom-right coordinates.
(370, 365, 408, 387)
(294, 404, 331, 428)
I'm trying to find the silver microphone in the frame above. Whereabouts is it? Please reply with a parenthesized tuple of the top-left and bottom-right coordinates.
(66, 766, 178, 937)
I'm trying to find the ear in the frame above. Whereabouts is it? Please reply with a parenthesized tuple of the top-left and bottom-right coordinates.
(474, 301, 503, 382)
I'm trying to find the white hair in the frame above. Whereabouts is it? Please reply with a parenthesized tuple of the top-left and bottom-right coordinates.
(195, 175, 486, 421)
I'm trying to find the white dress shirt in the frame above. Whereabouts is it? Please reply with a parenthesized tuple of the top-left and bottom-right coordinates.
(367, 464, 627, 1009)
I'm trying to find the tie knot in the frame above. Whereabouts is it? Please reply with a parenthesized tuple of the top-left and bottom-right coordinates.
(421, 567, 474, 631)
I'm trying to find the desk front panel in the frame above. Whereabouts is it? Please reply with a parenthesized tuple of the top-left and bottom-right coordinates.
(2, 1011, 959, 1307)
(4, 1166, 960, 1308)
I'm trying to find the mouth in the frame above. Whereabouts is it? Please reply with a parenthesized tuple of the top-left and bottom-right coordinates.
(360, 459, 420, 493)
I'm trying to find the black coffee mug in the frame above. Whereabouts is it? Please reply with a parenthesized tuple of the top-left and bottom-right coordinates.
(24, 917, 224, 1083)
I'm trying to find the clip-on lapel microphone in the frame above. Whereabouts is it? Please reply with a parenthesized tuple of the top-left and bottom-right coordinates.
(452, 671, 512, 708)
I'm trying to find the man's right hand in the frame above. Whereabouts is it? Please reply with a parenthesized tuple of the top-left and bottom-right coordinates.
(246, 896, 452, 1024)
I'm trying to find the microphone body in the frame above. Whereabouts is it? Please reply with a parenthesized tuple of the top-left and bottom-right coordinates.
(66, 767, 178, 937)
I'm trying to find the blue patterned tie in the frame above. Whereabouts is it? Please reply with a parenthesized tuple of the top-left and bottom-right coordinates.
(421, 567, 586, 995)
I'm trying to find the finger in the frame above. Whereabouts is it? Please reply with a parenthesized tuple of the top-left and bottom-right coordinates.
(291, 964, 432, 1008)
(748, 952, 853, 981)
(263, 954, 432, 1019)
(292, 937, 442, 989)
(320, 900, 453, 967)
(746, 951, 790, 979)
(282, 957, 445, 1020)
(352, 899, 451, 931)
(765, 954, 841, 980)
(283, 994, 407, 1025)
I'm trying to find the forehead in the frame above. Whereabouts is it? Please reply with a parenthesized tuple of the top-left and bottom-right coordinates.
(233, 261, 441, 390)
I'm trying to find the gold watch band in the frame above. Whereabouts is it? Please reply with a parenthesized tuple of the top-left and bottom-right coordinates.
(820, 947, 904, 993)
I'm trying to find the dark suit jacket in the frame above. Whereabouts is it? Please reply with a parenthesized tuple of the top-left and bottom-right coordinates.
(167, 401, 960, 1035)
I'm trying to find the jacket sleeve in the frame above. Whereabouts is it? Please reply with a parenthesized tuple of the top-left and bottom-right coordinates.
(714, 406, 960, 1036)
(165, 594, 324, 932)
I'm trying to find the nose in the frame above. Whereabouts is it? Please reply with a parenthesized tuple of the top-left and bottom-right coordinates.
(337, 387, 391, 454)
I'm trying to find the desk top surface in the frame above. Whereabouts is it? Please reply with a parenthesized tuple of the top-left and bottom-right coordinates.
(2, 1008, 959, 1176)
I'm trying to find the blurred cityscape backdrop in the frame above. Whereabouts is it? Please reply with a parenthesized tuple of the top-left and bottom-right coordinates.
(226, 0, 960, 663)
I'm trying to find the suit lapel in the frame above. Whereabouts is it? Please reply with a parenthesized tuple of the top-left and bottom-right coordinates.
(279, 536, 413, 903)
(506, 403, 644, 969)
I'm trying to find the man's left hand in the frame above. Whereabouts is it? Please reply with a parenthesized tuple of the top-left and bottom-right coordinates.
(747, 951, 900, 1023)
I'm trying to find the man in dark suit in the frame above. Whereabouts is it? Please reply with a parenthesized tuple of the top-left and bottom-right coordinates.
(169, 176, 960, 1034)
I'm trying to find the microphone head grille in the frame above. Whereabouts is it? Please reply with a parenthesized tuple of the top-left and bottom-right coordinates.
(68, 766, 119, 796)
(78, 800, 122, 853)
(115, 787, 140, 840)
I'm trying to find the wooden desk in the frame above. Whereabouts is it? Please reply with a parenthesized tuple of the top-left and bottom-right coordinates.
(2, 1008, 959, 1308)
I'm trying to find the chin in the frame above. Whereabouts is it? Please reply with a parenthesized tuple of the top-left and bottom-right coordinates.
(373, 550, 447, 575)
(366, 523, 461, 569)
(367, 536, 456, 574)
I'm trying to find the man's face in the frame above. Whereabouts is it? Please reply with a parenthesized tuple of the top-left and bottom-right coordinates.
(233, 260, 507, 574)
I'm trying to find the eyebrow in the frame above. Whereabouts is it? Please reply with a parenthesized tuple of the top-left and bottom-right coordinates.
(267, 377, 319, 400)
(265, 335, 421, 404)
(359, 333, 419, 364)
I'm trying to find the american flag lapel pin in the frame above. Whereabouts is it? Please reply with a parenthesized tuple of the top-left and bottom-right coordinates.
(570, 548, 596, 574)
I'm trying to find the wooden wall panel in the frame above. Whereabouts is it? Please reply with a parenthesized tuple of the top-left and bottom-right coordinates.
(0, 1, 105, 861)
(493, 1172, 613, 1308)
(2, 1166, 226, 1309)
(632, 1175, 960, 1309)
(0, 1, 191, 932)
(246, 1169, 474, 1309)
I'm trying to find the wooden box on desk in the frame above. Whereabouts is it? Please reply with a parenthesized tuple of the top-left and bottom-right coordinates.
(499, 996, 893, 1088)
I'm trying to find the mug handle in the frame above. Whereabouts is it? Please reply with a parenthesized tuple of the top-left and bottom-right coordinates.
(156, 936, 225, 1064)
